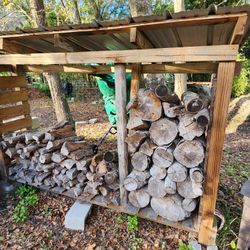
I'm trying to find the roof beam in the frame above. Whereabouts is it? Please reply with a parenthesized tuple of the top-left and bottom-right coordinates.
(0, 38, 38, 53)
(0, 45, 238, 65)
(130, 27, 153, 48)
(230, 15, 248, 44)
(0, 13, 246, 40)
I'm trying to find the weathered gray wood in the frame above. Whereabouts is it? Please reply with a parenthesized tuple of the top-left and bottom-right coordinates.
(150, 165, 167, 179)
(139, 139, 156, 156)
(128, 187, 150, 208)
(182, 91, 204, 113)
(182, 198, 197, 212)
(148, 177, 167, 198)
(152, 146, 174, 168)
(167, 162, 187, 182)
(131, 151, 149, 171)
(125, 130, 148, 154)
(124, 170, 150, 191)
(177, 177, 202, 198)
(193, 108, 210, 127)
(164, 176, 177, 194)
(162, 102, 183, 118)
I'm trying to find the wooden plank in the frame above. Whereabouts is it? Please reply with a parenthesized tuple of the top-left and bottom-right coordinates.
(130, 27, 153, 48)
(0, 76, 26, 89)
(0, 117, 32, 133)
(0, 38, 38, 53)
(115, 64, 128, 206)
(0, 65, 13, 72)
(0, 45, 239, 65)
(130, 64, 141, 98)
(0, 13, 245, 39)
(0, 102, 30, 120)
(198, 62, 236, 246)
(237, 196, 250, 249)
(230, 15, 248, 44)
(0, 91, 28, 105)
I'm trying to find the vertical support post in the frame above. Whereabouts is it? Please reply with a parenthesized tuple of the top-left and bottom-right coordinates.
(130, 64, 141, 99)
(198, 62, 236, 245)
(115, 64, 128, 206)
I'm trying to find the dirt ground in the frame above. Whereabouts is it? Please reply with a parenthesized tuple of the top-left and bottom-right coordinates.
(0, 93, 249, 250)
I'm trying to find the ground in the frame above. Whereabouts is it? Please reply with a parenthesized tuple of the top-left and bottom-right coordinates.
(0, 91, 249, 250)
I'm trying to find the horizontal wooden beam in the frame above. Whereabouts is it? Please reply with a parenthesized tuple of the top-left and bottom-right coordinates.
(0, 91, 28, 105)
(0, 76, 26, 89)
(0, 13, 245, 40)
(0, 45, 238, 65)
(0, 102, 30, 120)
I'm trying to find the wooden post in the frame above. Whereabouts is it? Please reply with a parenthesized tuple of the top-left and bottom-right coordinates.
(115, 64, 128, 206)
(130, 64, 141, 98)
(198, 62, 236, 245)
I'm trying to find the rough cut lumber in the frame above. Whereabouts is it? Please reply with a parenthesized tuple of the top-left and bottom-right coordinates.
(177, 177, 202, 199)
(162, 103, 183, 118)
(139, 139, 156, 157)
(0, 76, 27, 89)
(193, 108, 210, 127)
(167, 162, 187, 182)
(152, 146, 174, 168)
(178, 113, 204, 140)
(124, 170, 150, 192)
(131, 152, 149, 171)
(151, 195, 190, 222)
(128, 188, 150, 208)
(173, 140, 204, 168)
(182, 91, 204, 113)
(125, 130, 148, 154)
(164, 176, 177, 194)
(137, 89, 162, 122)
(150, 118, 178, 146)
(0, 117, 32, 133)
(148, 178, 167, 198)
(150, 165, 167, 180)
(0, 90, 29, 105)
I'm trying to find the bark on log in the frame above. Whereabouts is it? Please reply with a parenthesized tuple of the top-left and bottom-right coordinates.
(139, 139, 156, 157)
(173, 140, 204, 168)
(193, 108, 210, 127)
(68, 148, 93, 161)
(45, 125, 75, 141)
(155, 85, 180, 104)
(149, 118, 178, 146)
(152, 146, 174, 168)
(167, 162, 187, 182)
(125, 130, 148, 154)
(162, 102, 183, 118)
(61, 141, 90, 156)
(137, 89, 162, 122)
(128, 187, 150, 208)
(46, 136, 78, 151)
(177, 177, 202, 198)
(178, 114, 204, 140)
(131, 152, 149, 171)
(148, 177, 167, 198)
(96, 160, 108, 176)
(124, 170, 150, 191)
(150, 165, 166, 179)
(127, 108, 149, 130)
(182, 91, 204, 113)
(151, 194, 190, 222)
(104, 170, 118, 185)
(182, 198, 197, 212)
(164, 176, 177, 194)
(39, 153, 52, 164)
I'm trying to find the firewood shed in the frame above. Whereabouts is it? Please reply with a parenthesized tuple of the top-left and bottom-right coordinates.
(0, 5, 250, 246)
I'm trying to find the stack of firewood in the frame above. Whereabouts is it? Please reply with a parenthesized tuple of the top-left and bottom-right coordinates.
(0, 123, 119, 204)
(124, 86, 210, 222)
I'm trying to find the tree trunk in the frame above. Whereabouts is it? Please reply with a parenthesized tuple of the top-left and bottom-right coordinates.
(29, 0, 73, 125)
(128, 0, 152, 17)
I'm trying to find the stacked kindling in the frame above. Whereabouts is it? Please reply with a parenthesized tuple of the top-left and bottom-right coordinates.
(1, 123, 119, 205)
(125, 87, 210, 222)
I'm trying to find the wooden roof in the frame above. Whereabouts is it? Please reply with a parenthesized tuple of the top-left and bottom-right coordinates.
(0, 5, 250, 55)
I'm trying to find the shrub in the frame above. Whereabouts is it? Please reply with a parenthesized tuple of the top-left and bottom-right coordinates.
(33, 81, 51, 97)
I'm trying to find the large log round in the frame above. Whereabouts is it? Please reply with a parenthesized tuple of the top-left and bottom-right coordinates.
(173, 140, 204, 168)
(148, 178, 167, 198)
(167, 162, 187, 182)
(128, 188, 150, 208)
(152, 146, 174, 168)
(150, 118, 178, 146)
(151, 195, 190, 222)
(131, 152, 149, 171)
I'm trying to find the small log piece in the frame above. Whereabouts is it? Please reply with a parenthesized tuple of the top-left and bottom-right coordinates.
(125, 130, 148, 154)
(164, 176, 177, 194)
(193, 108, 210, 127)
(128, 187, 150, 208)
(177, 177, 203, 198)
(150, 165, 167, 179)
(103, 151, 118, 163)
(124, 170, 150, 191)
(152, 146, 174, 168)
(162, 102, 183, 118)
(148, 177, 167, 198)
(182, 198, 197, 212)
(39, 153, 52, 164)
(139, 139, 156, 157)
(131, 152, 149, 171)
(167, 162, 187, 182)
(182, 91, 204, 113)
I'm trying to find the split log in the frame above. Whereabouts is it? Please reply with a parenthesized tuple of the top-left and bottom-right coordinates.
(51, 152, 66, 163)
(76, 159, 90, 172)
(190, 167, 204, 183)
(124, 170, 150, 191)
(98, 186, 108, 196)
(173, 140, 204, 168)
(155, 85, 180, 104)
(39, 153, 52, 164)
(193, 108, 210, 127)
(25, 133, 35, 144)
(61, 159, 77, 169)
(6, 134, 25, 145)
(152, 146, 174, 168)
(177, 177, 202, 198)
(150, 165, 166, 179)
(46, 136, 79, 151)
(15, 143, 25, 150)
(139, 139, 156, 157)
(164, 176, 177, 194)
(151, 195, 190, 222)
(128, 187, 150, 208)
(182, 198, 197, 212)
(131, 152, 149, 171)
(66, 168, 78, 180)
(32, 132, 45, 143)
(5, 147, 16, 159)
(182, 91, 204, 113)
(104, 170, 118, 185)
(42, 163, 56, 172)
(125, 130, 148, 154)
(23, 143, 39, 154)
(44, 125, 75, 141)
(149, 118, 178, 146)
(68, 148, 92, 161)
(96, 160, 108, 176)
(91, 154, 103, 167)
(77, 172, 87, 183)
(137, 89, 162, 122)
(127, 108, 149, 130)
(162, 102, 183, 118)
(178, 114, 204, 140)
(103, 151, 118, 163)
(167, 162, 187, 182)
(148, 177, 167, 198)
(61, 141, 90, 156)
(74, 187, 82, 197)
